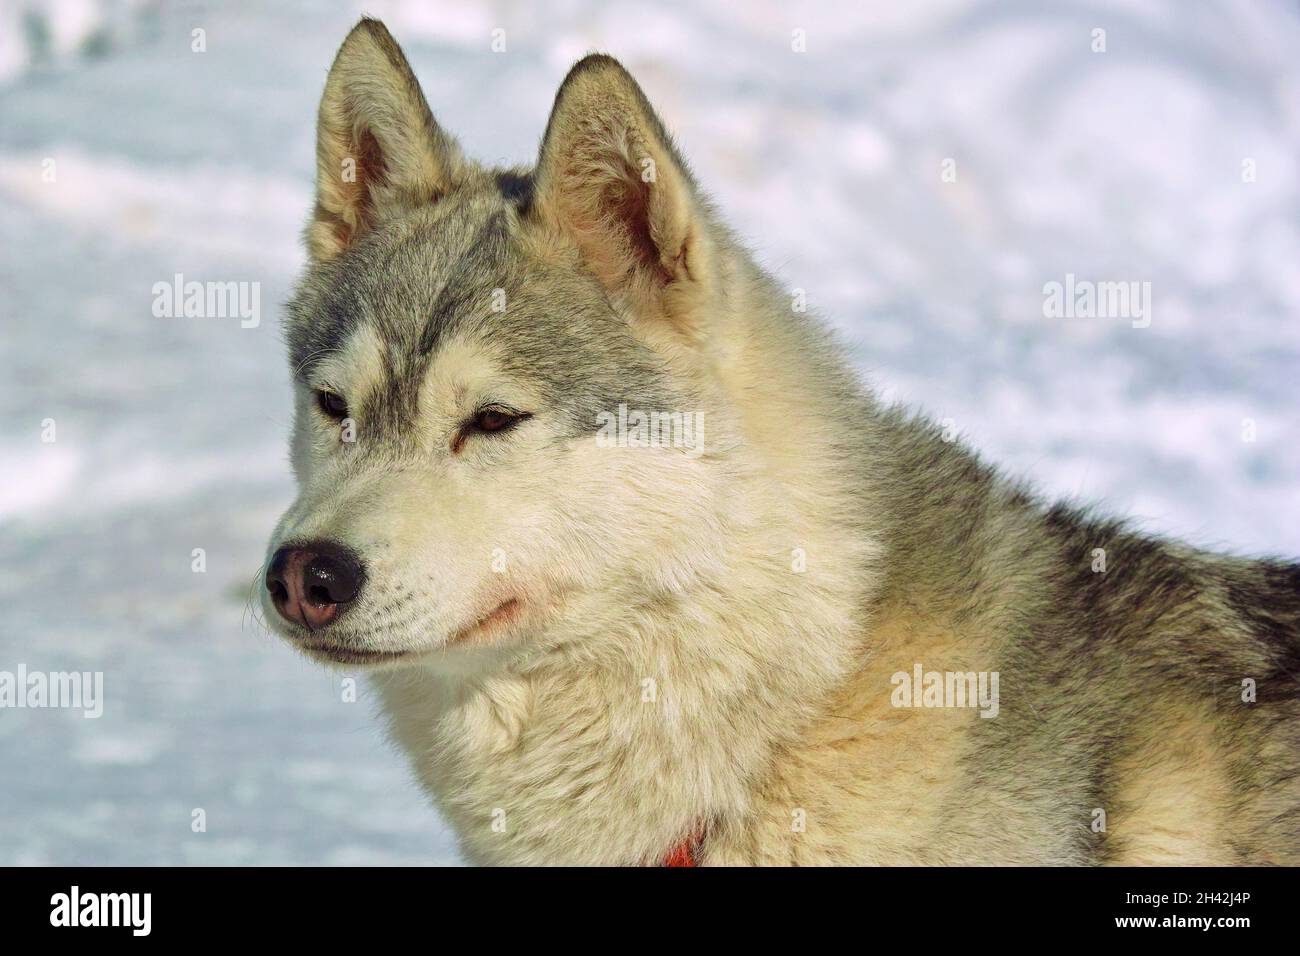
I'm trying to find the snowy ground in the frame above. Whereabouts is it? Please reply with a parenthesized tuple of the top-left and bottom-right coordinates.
(1, 0, 1297, 865)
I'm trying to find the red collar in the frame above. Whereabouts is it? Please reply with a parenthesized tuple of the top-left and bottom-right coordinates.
(659, 827, 705, 866)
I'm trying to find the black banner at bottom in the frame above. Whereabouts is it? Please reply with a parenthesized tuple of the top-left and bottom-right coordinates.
(0, 866, 1284, 941)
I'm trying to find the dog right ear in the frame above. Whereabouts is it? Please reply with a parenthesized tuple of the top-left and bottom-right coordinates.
(307, 18, 465, 262)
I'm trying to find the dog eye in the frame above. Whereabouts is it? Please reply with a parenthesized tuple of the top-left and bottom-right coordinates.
(453, 405, 530, 453)
(315, 390, 348, 420)
(473, 407, 522, 433)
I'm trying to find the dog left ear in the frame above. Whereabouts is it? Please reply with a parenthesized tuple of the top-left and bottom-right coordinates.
(532, 55, 711, 329)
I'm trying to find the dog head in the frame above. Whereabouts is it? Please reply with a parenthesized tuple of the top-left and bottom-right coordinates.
(262, 19, 735, 668)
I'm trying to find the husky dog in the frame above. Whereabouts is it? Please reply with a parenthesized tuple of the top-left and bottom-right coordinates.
(263, 19, 1300, 865)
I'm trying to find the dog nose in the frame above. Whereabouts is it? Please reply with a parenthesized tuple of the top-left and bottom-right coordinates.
(265, 542, 365, 630)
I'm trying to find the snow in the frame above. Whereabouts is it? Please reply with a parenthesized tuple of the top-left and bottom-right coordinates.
(1, 0, 1296, 864)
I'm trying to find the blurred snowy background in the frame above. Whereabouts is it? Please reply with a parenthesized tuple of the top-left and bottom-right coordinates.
(1, 0, 1297, 865)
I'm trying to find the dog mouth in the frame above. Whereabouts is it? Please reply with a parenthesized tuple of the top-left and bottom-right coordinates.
(291, 598, 522, 665)
(297, 643, 411, 666)
(282, 596, 529, 666)
(450, 597, 523, 646)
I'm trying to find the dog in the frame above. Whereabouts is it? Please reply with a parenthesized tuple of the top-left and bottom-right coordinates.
(262, 18, 1300, 865)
